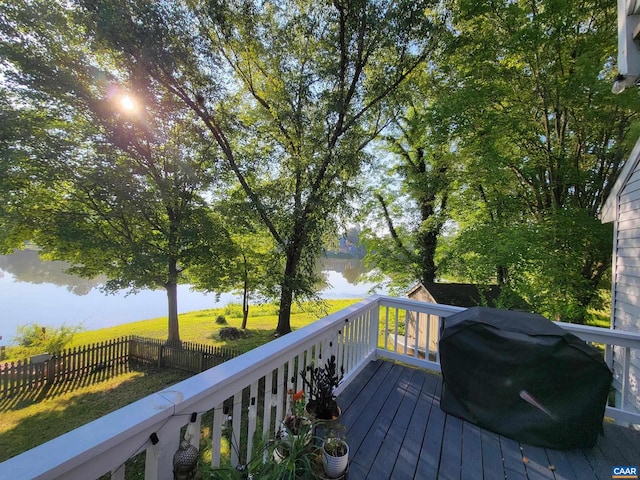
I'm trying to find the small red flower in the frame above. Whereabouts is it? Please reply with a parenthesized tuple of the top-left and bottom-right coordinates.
(293, 390, 304, 402)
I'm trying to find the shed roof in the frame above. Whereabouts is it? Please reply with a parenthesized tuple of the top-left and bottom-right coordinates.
(407, 281, 501, 308)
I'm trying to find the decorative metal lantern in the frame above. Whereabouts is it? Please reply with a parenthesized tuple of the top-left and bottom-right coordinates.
(173, 440, 200, 480)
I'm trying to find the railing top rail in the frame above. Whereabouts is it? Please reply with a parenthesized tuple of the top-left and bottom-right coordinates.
(374, 295, 465, 316)
(557, 321, 640, 348)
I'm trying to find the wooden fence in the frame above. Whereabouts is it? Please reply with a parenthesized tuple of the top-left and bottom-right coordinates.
(128, 336, 237, 372)
(0, 336, 236, 399)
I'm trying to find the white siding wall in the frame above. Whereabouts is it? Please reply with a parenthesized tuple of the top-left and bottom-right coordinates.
(612, 167, 640, 416)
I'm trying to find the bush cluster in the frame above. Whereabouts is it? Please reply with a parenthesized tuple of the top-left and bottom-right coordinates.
(217, 327, 250, 341)
(14, 323, 81, 353)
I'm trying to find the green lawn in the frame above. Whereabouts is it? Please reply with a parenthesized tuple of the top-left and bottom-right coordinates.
(0, 368, 193, 463)
(0, 299, 361, 465)
(3, 299, 360, 362)
(71, 298, 359, 351)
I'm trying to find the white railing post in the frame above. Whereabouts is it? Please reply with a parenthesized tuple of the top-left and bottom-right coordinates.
(263, 372, 274, 440)
(111, 464, 125, 480)
(273, 361, 286, 447)
(211, 403, 225, 468)
(370, 303, 379, 358)
(246, 381, 259, 462)
(621, 346, 631, 412)
(230, 391, 243, 466)
(144, 434, 176, 480)
(189, 413, 201, 450)
(605, 344, 614, 369)
(145, 444, 159, 480)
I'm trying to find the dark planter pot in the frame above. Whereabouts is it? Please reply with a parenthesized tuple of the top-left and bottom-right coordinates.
(307, 401, 342, 439)
(306, 400, 341, 422)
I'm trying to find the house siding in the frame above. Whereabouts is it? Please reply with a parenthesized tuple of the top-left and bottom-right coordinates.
(611, 161, 640, 417)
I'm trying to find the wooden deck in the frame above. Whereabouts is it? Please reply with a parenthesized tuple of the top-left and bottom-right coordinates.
(337, 360, 640, 480)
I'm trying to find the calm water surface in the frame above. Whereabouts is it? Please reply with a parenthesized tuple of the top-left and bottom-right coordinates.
(0, 250, 379, 345)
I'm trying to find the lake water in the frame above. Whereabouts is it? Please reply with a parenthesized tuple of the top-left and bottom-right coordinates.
(0, 250, 381, 345)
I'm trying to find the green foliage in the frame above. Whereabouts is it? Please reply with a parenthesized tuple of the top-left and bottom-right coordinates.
(223, 304, 245, 318)
(14, 323, 82, 353)
(300, 355, 344, 420)
(323, 436, 348, 458)
(68, 0, 442, 336)
(0, 0, 240, 342)
(420, 0, 636, 322)
(362, 103, 455, 289)
(215, 315, 228, 325)
(211, 420, 323, 480)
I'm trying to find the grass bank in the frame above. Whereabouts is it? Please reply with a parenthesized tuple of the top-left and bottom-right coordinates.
(3, 299, 359, 362)
(0, 298, 361, 465)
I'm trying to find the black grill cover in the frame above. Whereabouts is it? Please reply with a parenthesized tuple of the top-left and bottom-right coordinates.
(439, 307, 612, 449)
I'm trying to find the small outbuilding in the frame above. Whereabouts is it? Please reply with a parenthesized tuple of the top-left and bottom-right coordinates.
(402, 282, 502, 359)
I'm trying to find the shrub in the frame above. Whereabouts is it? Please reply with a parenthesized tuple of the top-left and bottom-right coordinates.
(218, 327, 250, 341)
(14, 323, 81, 353)
(215, 315, 227, 325)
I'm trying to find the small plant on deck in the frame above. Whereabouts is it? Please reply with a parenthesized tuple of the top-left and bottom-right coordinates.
(281, 389, 309, 437)
(300, 354, 344, 421)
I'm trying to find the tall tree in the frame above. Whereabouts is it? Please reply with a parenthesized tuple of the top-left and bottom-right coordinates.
(0, 1, 234, 343)
(189, 192, 276, 330)
(361, 102, 454, 291)
(434, 0, 640, 321)
(78, 0, 442, 335)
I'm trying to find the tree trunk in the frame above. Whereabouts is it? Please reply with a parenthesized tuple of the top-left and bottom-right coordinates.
(277, 283, 293, 336)
(416, 191, 446, 284)
(241, 273, 249, 329)
(497, 265, 508, 286)
(276, 246, 301, 336)
(417, 228, 438, 284)
(166, 258, 181, 345)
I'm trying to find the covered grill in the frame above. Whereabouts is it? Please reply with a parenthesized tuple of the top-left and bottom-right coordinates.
(439, 307, 612, 449)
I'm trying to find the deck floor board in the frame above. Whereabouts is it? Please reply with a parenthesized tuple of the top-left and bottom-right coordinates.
(337, 360, 640, 479)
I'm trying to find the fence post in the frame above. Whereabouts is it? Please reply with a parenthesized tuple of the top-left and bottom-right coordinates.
(198, 352, 204, 373)
(158, 345, 163, 369)
(46, 357, 55, 385)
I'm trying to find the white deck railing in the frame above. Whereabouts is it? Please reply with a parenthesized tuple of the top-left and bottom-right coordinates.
(1, 296, 640, 480)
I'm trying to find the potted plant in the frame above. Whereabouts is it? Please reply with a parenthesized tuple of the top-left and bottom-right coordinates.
(274, 389, 313, 462)
(300, 355, 344, 422)
(212, 428, 319, 480)
(270, 417, 320, 479)
(322, 434, 349, 479)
